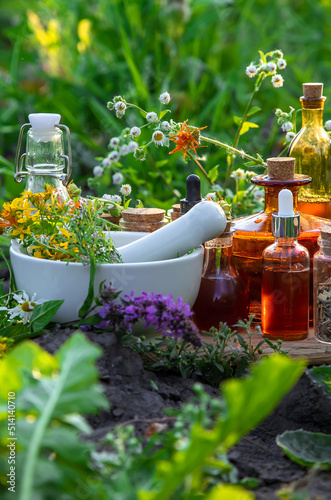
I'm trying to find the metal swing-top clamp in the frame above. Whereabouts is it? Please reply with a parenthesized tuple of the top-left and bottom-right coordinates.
(14, 118, 72, 185)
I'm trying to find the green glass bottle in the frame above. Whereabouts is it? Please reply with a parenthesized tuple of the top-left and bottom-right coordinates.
(289, 83, 331, 219)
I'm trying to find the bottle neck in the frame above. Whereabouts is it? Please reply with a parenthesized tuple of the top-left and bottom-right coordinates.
(203, 233, 234, 275)
(265, 186, 299, 213)
(301, 97, 325, 127)
(274, 236, 298, 246)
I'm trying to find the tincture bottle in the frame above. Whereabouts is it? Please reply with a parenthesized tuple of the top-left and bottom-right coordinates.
(261, 189, 310, 341)
(192, 222, 249, 331)
(233, 157, 326, 322)
(288, 83, 331, 219)
(313, 225, 331, 344)
(14, 113, 72, 201)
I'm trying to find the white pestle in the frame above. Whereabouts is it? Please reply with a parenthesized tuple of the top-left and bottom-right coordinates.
(117, 200, 227, 263)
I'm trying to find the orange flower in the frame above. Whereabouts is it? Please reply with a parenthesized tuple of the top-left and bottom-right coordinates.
(169, 120, 207, 160)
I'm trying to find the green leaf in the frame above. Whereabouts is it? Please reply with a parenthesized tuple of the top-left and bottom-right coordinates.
(208, 165, 219, 184)
(0, 235, 10, 247)
(159, 109, 171, 120)
(239, 121, 259, 136)
(276, 430, 331, 468)
(30, 300, 64, 332)
(247, 106, 262, 117)
(307, 365, 331, 397)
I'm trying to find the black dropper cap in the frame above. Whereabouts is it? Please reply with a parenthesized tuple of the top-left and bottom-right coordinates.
(180, 174, 202, 214)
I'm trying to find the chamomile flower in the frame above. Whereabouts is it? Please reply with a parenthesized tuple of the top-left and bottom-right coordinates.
(286, 132, 296, 142)
(93, 166, 103, 177)
(159, 92, 171, 104)
(119, 145, 129, 156)
(277, 58, 287, 70)
(112, 172, 124, 185)
(120, 184, 132, 196)
(114, 101, 126, 113)
(246, 65, 258, 78)
(230, 168, 246, 180)
(110, 137, 120, 148)
(146, 112, 158, 123)
(128, 141, 139, 153)
(102, 158, 111, 168)
(267, 62, 277, 73)
(0, 291, 43, 324)
(130, 126, 141, 138)
(152, 130, 166, 146)
(325, 120, 331, 131)
(102, 194, 122, 204)
(108, 151, 120, 163)
(272, 74, 284, 88)
(281, 121, 293, 132)
(161, 121, 171, 131)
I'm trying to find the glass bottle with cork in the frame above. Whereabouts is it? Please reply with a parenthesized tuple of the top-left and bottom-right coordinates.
(288, 83, 331, 219)
(233, 157, 326, 322)
(14, 113, 72, 201)
(192, 221, 249, 331)
(313, 225, 331, 344)
(261, 189, 310, 341)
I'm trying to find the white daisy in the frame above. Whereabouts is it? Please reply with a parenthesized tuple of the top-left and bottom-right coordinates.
(102, 194, 122, 204)
(127, 141, 139, 153)
(272, 74, 284, 88)
(0, 291, 43, 324)
(110, 137, 120, 148)
(108, 151, 120, 163)
(277, 59, 287, 70)
(120, 184, 132, 196)
(230, 168, 246, 180)
(281, 122, 293, 132)
(267, 62, 277, 73)
(152, 130, 166, 146)
(102, 158, 111, 168)
(93, 166, 103, 177)
(146, 112, 158, 123)
(286, 132, 296, 142)
(159, 92, 171, 104)
(112, 172, 124, 185)
(130, 126, 141, 138)
(114, 101, 126, 113)
(246, 65, 258, 78)
(119, 145, 129, 156)
(161, 120, 171, 131)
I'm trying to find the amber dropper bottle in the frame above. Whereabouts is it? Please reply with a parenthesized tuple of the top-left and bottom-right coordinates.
(261, 189, 310, 341)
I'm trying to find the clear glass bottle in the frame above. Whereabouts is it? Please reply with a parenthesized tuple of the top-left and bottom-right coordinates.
(192, 223, 249, 331)
(313, 226, 331, 344)
(233, 157, 327, 322)
(289, 83, 331, 219)
(14, 113, 72, 201)
(262, 189, 310, 341)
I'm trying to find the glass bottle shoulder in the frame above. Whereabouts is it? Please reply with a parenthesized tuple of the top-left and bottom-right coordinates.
(263, 240, 310, 269)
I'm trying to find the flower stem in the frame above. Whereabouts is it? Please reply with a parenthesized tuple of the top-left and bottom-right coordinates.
(199, 135, 267, 167)
(186, 151, 223, 199)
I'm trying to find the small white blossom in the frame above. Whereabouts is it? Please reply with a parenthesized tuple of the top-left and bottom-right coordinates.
(205, 192, 216, 201)
(281, 121, 293, 132)
(128, 141, 139, 153)
(272, 74, 284, 88)
(325, 120, 331, 131)
(93, 166, 103, 177)
(110, 137, 120, 148)
(286, 131, 296, 142)
(146, 112, 158, 123)
(260, 63, 267, 71)
(0, 291, 43, 324)
(161, 120, 171, 131)
(103, 194, 122, 204)
(246, 65, 258, 78)
(120, 184, 132, 196)
(102, 158, 111, 168)
(116, 111, 125, 119)
(152, 130, 166, 146)
(112, 172, 124, 185)
(230, 168, 246, 181)
(130, 126, 141, 138)
(245, 170, 257, 181)
(267, 62, 277, 73)
(114, 101, 126, 113)
(119, 145, 129, 156)
(277, 58, 287, 70)
(108, 151, 120, 163)
(159, 92, 171, 104)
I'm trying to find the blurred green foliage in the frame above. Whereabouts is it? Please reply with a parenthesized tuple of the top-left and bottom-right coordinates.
(1, 0, 331, 209)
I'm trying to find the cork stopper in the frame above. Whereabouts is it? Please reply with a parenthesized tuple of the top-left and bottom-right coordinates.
(267, 157, 295, 180)
(320, 225, 331, 241)
(172, 204, 180, 213)
(122, 208, 165, 223)
(302, 83, 323, 99)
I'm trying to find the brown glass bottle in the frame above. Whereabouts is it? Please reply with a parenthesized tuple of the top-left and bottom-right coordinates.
(289, 83, 331, 219)
(192, 227, 249, 331)
(233, 157, 327, 322)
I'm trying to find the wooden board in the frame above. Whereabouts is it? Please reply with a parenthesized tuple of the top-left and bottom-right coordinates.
(202, 328, 331, 366)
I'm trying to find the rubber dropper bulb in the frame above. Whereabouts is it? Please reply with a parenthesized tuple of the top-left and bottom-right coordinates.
(278, 189, 295, 216)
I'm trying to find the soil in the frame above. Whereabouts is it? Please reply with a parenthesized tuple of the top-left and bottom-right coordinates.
(23, 326, 331, 499)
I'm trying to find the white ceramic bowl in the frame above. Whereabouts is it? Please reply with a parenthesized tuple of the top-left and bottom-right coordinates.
(10, 231, 203, 323)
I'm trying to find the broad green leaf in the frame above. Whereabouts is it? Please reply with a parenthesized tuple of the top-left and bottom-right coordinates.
(155, 160, 169, 168)
(0, 235, 10, 247)
(247, 106, 262, 117)
(30, 300, 64, 332)
(208, 165, 219, 184)
(239, 121, 259, 136)
(276, 430, 331, 468)
(205, 484, 255, 500)
(159, 109, 171, 120)
(307, 365, 331, 397)
(0, 341, 58, 402)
